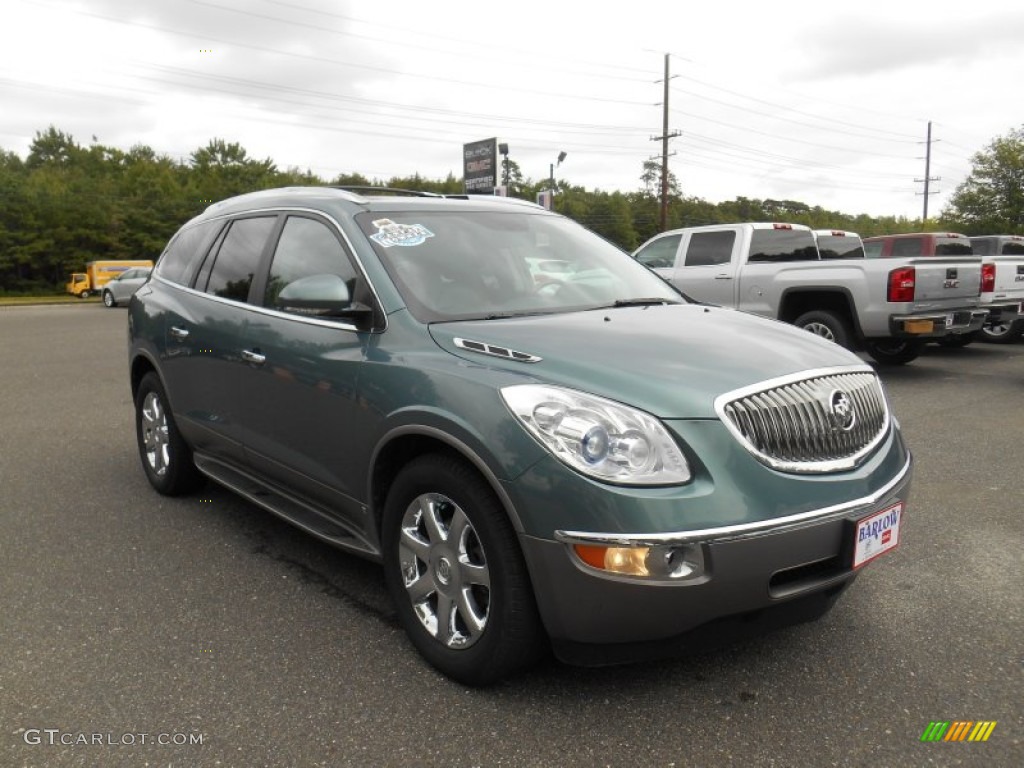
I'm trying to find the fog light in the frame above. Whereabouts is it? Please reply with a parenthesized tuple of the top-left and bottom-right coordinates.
(574, 544, 650, 576)
(573, 543, 704, 580)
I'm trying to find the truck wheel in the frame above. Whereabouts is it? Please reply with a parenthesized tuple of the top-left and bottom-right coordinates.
(793, 310, 851, 349)
(102, 291, 116, 308)
(979, 317, 1024, 344)
(135, 372, 204, 495)
(381, 454, 545, 686)
(79, 290, 90, 299)
(866, 339, 923, 366)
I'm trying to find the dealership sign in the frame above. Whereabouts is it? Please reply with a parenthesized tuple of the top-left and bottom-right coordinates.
(463, 138, 498, 194)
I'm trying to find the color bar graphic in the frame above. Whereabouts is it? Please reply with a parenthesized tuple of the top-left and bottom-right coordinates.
(920, 721, 996, 742)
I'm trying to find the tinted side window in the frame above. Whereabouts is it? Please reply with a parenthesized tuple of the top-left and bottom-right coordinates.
(890, 238, 922, 257)
(863, 241, 884, 258)
(265, 216, 358, 311)
(204, 217, 276, 302)
(635, 234, 681, 269)
(747, 229, 818, 262)
(155, 221, 219, 286)
(685, 231, 735, 266)
(1002, 241, 1024, 255)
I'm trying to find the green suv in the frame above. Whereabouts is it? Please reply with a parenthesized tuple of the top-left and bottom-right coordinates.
(128, 187, 913, 684)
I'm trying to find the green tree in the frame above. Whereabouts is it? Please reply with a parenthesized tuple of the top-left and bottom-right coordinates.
(942, 126, 1024, 234)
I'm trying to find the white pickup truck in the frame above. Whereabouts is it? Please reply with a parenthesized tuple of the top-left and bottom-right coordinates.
(632, 222, 988, 365)
(969, 235, 1024, 343)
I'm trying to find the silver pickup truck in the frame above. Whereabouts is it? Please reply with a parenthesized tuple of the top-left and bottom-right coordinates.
(632, 222, 988, 365)
(969, 235, 1024, 343)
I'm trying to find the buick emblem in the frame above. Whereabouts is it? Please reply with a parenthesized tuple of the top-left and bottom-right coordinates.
(828, 390, 856, 432)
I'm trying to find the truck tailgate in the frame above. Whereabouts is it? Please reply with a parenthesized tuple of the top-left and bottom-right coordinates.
(909, 257, 982, 305)
(992, 257, 1024, 300)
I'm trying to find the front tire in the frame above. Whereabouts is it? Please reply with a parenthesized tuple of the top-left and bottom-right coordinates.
(793, 309, 852, 349)
(135, 372, 204, 495)
(102, 290, 116, 308)
(382, 454, 544, 685)
(79, 290, 90, 299)
(866, 339, 923, 366)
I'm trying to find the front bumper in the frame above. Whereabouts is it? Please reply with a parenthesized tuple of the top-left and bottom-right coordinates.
(887, 308, 988, 338)
(517, 453, 912, 664)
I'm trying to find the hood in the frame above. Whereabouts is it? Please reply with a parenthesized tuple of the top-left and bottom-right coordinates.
(429, 304, 864, 418)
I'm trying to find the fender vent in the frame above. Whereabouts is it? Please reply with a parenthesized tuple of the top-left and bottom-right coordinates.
(453, 337, 541, 363)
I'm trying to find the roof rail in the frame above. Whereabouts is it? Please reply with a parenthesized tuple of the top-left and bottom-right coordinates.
(331, 186, 444, 198)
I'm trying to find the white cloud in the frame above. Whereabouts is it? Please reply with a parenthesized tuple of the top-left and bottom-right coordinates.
(2, 0, 1021, 220)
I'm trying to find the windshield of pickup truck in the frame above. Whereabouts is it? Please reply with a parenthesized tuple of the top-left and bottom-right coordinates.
(816, 234, 865, 259)
(933, 238, 973, 256)
(747, 228, 819, 262)
(357, 210, 683, 322)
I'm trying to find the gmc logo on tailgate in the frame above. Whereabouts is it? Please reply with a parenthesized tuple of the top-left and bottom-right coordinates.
(945, 268, 959, 288)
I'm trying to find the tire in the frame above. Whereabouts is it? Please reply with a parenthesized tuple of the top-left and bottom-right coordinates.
(134, 372, 204, 495)
(793, 310, 852, 349)
(937, 332, 976, 348)
(979, 317, 1024, 344)
(79, 290, 90, 299)
(866, 339, 923, 366)
(381, 454, 545, 685)
(102, 290, 116, 308)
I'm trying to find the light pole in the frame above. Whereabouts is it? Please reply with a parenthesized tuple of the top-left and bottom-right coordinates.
(548, 151, 567, 210)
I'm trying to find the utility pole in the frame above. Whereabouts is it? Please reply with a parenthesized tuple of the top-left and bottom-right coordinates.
(652, 53, 681, 231)
(915, 121, 941, 222)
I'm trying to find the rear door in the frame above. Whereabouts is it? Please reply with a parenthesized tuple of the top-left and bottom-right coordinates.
(162, 215, 279, 461)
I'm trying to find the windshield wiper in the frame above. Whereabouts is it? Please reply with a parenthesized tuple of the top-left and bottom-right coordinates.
(609, 298, 681, 308)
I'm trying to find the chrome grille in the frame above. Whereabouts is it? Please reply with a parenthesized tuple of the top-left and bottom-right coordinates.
(715, 368, 890, 473)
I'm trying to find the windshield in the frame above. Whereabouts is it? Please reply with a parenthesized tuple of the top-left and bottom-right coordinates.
(357, 210, 683, 321)
(816, 235, 865, 259)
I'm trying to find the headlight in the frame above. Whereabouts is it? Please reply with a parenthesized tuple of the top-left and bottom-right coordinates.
(500, 384, 691, 485)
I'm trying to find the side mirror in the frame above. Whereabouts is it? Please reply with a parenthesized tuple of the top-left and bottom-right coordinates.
(276, 274, 374, 327)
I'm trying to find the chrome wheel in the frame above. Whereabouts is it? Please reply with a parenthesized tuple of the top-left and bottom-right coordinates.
(141, 391, 170, 477)
(398, 492, 490, 650)
(803, 321, 836, 341)
(103, 291, 115, 307)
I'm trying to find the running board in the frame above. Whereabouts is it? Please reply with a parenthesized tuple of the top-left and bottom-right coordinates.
(193, 454, 380, 559)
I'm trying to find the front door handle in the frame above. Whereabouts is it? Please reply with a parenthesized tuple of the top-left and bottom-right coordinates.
(170, 326, 189, 340)
(241, 349, 266, 365)
(714, 274, 734, 280)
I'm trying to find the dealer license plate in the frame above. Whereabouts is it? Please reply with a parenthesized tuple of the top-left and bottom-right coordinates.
(852, 502, 903, 569)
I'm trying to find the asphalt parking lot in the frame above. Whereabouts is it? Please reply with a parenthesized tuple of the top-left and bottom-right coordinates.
(2, 304, 1021, 768)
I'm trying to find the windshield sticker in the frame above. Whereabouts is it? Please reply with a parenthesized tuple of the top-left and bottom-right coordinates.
(369, 219, 435, 248)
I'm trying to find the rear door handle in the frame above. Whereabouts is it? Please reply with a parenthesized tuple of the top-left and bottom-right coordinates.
(241, 349, 266, 365)
(714, 274, 734, 280)
(170, 326, 189, 340)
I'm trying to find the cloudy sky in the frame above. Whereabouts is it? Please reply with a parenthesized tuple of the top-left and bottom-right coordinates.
(2, 0, 1022, 219)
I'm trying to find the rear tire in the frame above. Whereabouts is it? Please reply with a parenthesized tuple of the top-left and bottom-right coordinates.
(135, 372, 204, 495)
(979, 317, 1023, 344)
(382, 454, 545, 685)
(793, 310, 852, 349)
(866, 339, 923, 366)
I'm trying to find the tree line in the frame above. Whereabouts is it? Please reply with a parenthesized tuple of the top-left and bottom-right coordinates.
(1, 124, 1020, 294)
